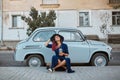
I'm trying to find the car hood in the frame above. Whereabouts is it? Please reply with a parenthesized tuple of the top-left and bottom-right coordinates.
(87, 40, 106, 46)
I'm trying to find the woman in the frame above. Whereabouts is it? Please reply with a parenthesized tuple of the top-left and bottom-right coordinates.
(45, 34, 75, 73)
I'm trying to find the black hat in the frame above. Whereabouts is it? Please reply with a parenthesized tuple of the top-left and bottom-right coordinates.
(50, 34, 64, 42)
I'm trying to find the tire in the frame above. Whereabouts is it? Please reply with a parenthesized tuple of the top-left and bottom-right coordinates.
(26, 55, 44, 67)
(90, 53, 108, 66)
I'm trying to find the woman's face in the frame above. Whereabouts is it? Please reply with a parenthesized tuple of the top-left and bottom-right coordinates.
(55, 35, 61, 42)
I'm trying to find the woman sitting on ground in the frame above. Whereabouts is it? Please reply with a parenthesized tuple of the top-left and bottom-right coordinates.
(45, 34, 75, 73)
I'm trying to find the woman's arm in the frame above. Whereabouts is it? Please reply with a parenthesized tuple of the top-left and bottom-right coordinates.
(44, 39, 50, 47)
(63, 53, 69, 56)
(59, 44, 69, 56)
(59, 52, 69, 56)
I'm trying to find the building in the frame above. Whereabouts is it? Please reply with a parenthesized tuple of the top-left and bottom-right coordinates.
(0, 0, 2, 45)
(1, 0, 120, 47)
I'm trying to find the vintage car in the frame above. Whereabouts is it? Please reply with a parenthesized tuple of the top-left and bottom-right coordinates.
(14, 27, 112, 67)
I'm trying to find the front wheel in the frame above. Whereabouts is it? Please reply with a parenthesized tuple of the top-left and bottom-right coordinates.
(90, 53, 108, 66)
(26, 55, 44, 67)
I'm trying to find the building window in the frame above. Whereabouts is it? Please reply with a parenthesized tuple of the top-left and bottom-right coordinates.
(79, 12, 90, 27)
(12, 15, 22, 28)
(41, 0, 60, 8)
(112, 12, 120, 26)
(42, 0, 58, 4)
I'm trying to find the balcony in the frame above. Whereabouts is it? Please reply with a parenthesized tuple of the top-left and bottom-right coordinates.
(108, 0, 120, 7)
(40, 0, 60, 8)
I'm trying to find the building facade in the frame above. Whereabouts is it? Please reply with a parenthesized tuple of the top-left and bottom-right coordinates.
(1, 0, 120, 42)
(0, 0, 2, 43)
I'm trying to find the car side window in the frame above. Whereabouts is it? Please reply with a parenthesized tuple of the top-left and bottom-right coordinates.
(59, 31, 83, 42)
(33, 30, 55, 42)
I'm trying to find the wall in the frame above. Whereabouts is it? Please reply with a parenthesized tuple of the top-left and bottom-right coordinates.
(0, 0, 2, 42)
(2, 9, 120, 41)
(3, 11, 28, 40)
(1, 0, 120, 41)
(0, 13, 1, 41)
(3, 0, 112, 11)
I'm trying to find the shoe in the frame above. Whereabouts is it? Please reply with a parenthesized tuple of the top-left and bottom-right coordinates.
(46, 66, 50, 70)
(48, 68, 54, 72)
(67, 70, 75, 73)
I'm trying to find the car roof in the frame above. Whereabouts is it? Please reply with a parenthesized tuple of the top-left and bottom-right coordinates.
(35, 27, 79, 31)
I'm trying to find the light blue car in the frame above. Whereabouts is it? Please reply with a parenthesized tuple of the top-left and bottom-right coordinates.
(14, 27, 112, 67)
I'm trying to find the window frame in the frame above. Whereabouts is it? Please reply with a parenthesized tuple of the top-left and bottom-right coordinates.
(79, 12, 90, 27)
(11, 15, 24, 29)
(58, 30, 84, 42)
(33, 30, 56, 42)
(42, 0, 58, 4)
(12, 15, 18, 28)
(112, 11, 120, 26)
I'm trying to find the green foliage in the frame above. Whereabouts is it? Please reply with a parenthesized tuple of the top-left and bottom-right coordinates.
(21, 7, 56, 36)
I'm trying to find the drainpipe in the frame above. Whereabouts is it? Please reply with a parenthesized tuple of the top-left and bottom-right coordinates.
(0, 0, 3, 46)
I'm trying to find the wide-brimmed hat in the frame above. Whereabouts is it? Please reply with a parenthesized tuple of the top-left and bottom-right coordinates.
(50, 34, 64, 42)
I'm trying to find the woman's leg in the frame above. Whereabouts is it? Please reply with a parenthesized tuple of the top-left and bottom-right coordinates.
(65, 58, 71, 70)
(58, 59, 66, 70)
(51, 56, 66, 70)
(65, 58, 75, 73)
(53, 60, 66, 70)
(51, 55, 58, 68)
(53, 58, 71, 70)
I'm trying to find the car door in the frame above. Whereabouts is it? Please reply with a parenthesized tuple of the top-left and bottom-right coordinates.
(59, 30, 90, 63)
(32, 30, 56, 63)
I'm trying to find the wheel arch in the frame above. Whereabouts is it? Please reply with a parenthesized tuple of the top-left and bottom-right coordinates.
(90, 51, 109, 63)
(25, 53, 45, 65)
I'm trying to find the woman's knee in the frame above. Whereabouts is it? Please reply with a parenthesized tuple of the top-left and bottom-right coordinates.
(52, 55, 58, 62)
(52, 55, 58, 59)
(65, 58, 70, 62)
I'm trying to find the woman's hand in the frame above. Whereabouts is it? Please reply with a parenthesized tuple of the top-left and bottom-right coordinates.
(44, 39, 50, 46)
(59, 52, 68, 56)
(59, 52, 64, 56)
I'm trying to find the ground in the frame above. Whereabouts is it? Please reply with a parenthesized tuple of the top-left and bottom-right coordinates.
(0, 51, 120, 80)
(0, 67, 120, 80)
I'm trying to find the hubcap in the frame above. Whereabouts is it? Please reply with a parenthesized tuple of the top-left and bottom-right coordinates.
(94, 56, 106, 66)
(29, 57, 41, 67)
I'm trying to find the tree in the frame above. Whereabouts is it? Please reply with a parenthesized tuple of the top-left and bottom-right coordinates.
(99, 12, 113, 43)
(21, 7, 56, 36)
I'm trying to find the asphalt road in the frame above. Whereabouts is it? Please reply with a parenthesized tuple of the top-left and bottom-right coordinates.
(0, 51, 120, 67)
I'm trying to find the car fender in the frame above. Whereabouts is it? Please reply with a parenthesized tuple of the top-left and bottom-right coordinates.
(24, 51, 53, 63)
(89, 48, 110, 62)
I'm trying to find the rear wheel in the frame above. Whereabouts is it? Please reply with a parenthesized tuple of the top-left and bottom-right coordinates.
(90, 53, 108, 66)
(26, 55, 44, 67)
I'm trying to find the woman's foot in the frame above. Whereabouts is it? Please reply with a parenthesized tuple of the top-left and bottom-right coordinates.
(48, 68, 55, 72)
(46, 66, 50, 70)
(67, 69, 75, 73)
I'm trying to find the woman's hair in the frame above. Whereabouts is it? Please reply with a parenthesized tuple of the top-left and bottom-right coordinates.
(50, 34, 64, 51)
(50, 34, 64, 43)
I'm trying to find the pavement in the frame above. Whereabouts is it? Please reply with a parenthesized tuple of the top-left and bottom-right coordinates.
(0, 66, 120, 80)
